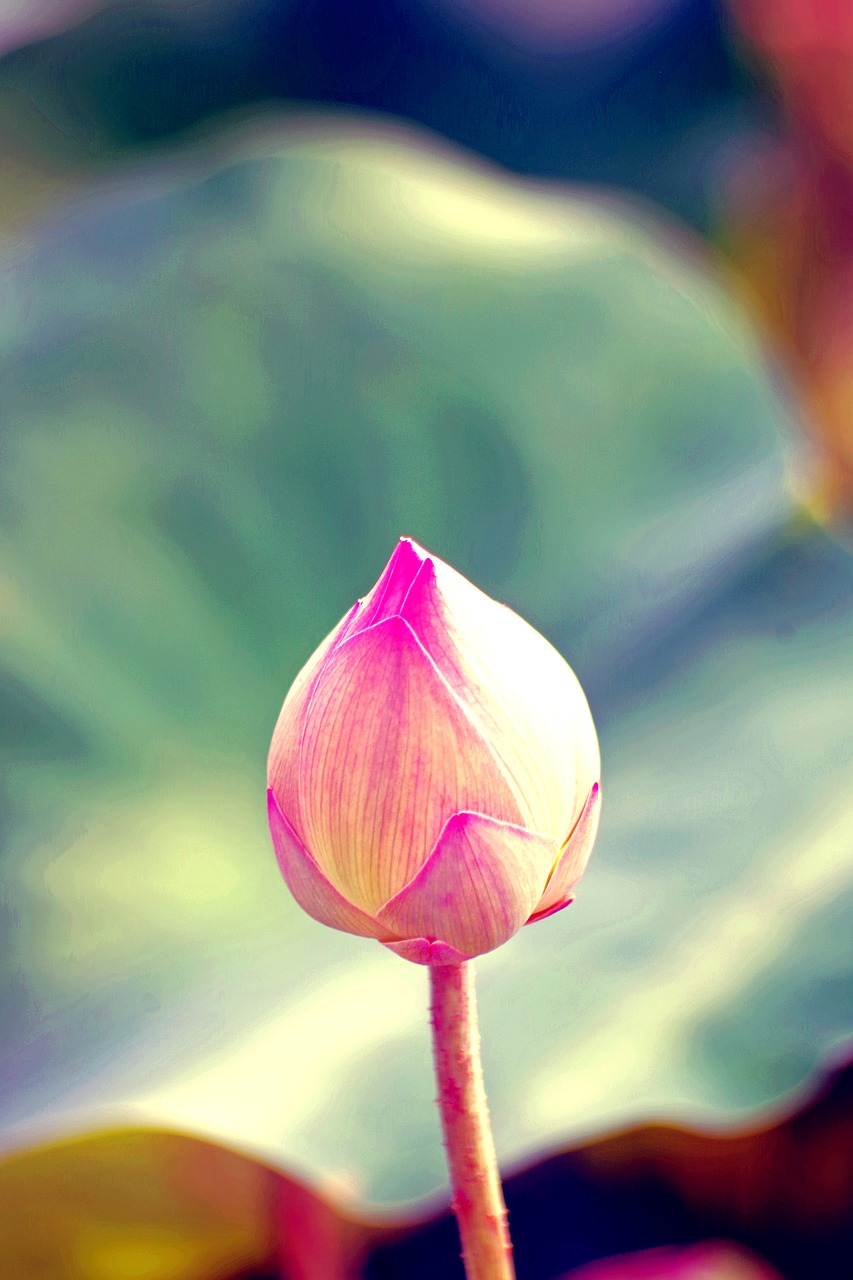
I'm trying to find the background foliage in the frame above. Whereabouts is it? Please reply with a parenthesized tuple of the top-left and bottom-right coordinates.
(0, 1, 850, 1275)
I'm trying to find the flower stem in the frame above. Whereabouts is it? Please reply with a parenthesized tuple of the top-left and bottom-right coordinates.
(429, 961, 515, 1280)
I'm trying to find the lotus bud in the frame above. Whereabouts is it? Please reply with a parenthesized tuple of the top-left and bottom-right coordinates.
(267, 538, 600, 964)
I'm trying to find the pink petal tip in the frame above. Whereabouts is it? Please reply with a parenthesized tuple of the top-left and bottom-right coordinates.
(526, 896, 573, 924)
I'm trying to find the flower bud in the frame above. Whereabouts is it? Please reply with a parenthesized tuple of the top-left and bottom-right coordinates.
(267, 539, 600, 964)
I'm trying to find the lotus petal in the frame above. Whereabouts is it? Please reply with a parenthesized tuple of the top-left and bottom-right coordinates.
(378, 811, 555, 957)
(529, 782, 601, 922)
(267, 604, 358, 841)
(398, 549, 599, 839)
(267, 790, 389, 939)
(346, 538, 424, 636)
(297, 615, 524, 911)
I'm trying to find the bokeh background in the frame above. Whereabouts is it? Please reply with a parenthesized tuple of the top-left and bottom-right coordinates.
(0, 1, 851, 1276)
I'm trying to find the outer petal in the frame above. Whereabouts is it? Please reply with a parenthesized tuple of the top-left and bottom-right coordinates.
(528, 782, 601, 923)
(298, 615, 524, 912)
(267, 602, 359, 842)
(376, 811, 557, 958)
(267, 790, 390, 939)
(344, 537, 425, 637)
(397, 552, 600, 840)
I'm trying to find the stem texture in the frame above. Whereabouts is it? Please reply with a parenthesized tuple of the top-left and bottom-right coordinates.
(429, 962, 515, 1280)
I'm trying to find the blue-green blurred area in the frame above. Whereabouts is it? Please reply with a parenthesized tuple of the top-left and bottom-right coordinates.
(0, 107, 851, 1202)
(0, 0, 757, 237)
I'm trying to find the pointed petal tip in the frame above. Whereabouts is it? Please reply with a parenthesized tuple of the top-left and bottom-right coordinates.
(389, 557, 444, 658)
(351, 541, 428, 633)
(393, 537, 444, 586)
(387, 536, 428, 575)
(266, 785, 293, 835)
(397, 534, 430, 559)
(526, 896, 573, 925)
(566, 778, 601, 840)
(381, 937, 471, 966)
(266, 785, 279, 819)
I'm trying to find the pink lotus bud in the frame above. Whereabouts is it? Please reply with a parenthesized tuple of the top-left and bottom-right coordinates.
(267, 538, 600, 964)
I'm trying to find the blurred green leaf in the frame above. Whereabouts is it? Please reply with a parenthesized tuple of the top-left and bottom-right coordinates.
(0, 116, 849, 1201)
